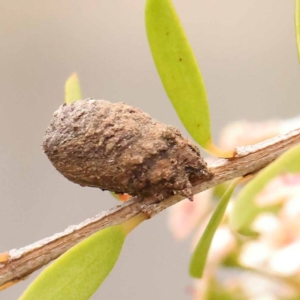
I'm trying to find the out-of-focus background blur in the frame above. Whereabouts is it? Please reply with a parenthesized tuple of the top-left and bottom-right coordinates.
(0, 0, 299, 299)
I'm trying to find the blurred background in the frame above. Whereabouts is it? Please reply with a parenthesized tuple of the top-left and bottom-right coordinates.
(0, 0, 299, 299)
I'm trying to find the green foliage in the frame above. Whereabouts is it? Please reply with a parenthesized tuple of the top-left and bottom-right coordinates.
(65, 73, 82, 104)
(19, 214, 146, 300)
(205, 280, 245, 300)
(19, 226, 126, 300)
(189, 180, 238, 278)
(145, 0, 232, 157)
(230, 145, 300, 234)
(296, 0, 300, 61)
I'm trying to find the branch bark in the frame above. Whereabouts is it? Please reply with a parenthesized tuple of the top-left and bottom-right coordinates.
(1, 127, 300, 290)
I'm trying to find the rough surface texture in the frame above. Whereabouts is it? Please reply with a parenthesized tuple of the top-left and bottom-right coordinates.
(2, 128, 300, 289)
(43, 99, 212, 200)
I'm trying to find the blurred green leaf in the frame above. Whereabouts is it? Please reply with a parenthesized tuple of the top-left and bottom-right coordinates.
(65, 73, 82, 104)
(213, 182, 230, 200)
(296, 0, 300, 61)
(189, 180, 238, 278)
(19, 225, 126, 300)
(145, 0, 232, 157)
(230, 145, 300, 234)
(206, 279, 245, 300)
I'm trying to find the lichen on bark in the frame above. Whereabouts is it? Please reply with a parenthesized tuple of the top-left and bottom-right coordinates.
(43, 99, 212, 200)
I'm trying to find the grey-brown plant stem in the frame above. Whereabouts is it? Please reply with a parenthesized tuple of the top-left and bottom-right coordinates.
(0, 127, 300, 290)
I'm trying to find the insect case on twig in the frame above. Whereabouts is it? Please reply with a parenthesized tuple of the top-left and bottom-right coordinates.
(43, 99, 212, 200)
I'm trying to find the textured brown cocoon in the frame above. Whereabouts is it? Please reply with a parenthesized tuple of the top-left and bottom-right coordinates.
(43, 99, 212, 200)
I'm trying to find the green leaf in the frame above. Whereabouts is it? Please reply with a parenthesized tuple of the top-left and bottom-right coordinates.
(19, 225, 126, 300)
(145, 0, 232, 157)
(206, 280, 243, 300)
(189, 180, 238, 278)
(65, 73, 82, 104)
(296, 0, 300, 61)
(230, 145, 300, 234)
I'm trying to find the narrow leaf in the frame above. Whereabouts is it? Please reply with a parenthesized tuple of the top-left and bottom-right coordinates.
(121, 213, 148, 234)
(189, 180, 239, 278)
(296, 0, 300, 61)
(65, 73, 82, 104)
(20, 225, 126, 300)
(230, 145, 300, 234)
(145, 0, 232, 157)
